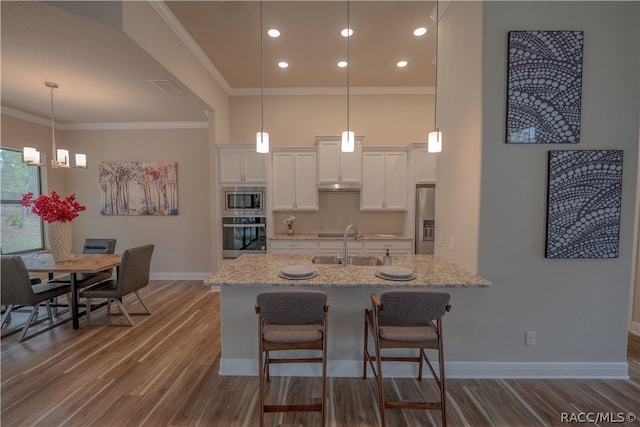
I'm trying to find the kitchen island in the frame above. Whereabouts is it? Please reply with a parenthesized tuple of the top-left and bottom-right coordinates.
(204, 254, 491, 377)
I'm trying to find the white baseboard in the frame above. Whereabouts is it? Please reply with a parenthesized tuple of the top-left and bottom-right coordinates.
(219, 358, 629, 380)
(630, 321, 640, 336)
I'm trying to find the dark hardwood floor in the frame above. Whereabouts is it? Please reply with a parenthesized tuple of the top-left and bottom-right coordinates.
(2, 280, 639, 426)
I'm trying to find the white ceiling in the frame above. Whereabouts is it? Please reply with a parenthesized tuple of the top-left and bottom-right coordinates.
(1, 1, 437, 125)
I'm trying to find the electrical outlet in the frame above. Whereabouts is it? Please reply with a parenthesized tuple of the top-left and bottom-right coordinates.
(525, 331, 536, 346)
(449, 237, 455, 252)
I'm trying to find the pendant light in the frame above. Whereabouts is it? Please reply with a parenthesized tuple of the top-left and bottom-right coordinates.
(23, 82, 88, 168)
(256, 1, 269, 154)
(341, 0, 355, 153)
(428, 0, 442, 153)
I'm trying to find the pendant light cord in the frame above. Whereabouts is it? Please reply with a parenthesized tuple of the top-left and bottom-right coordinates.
(49, 84, 57, 163)
(346, 0, 350, 134)
(260, 0, 265, 136)
(433, 0, 439, 133)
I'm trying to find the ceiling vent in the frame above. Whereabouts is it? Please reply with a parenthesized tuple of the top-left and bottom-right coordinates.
(150, 79, 183, 94)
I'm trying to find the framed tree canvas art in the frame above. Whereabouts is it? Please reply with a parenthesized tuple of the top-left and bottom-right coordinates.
(99, 161, 178, 216)
(545, 150, 623, 258)
(506, 31, 584, 144)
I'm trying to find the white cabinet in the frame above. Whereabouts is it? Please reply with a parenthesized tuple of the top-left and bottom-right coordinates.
(219, 146, 267, 184)
(364, 240, 413, 255)
(317, 140, 362, 187)
(418, 148, 436, 182)
(361, 150, 407, 210)
(272, 151, 318, 211)
(269, 240, 318, 254)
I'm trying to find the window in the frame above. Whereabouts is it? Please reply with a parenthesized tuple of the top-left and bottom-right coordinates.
(0, 148, 44, 253)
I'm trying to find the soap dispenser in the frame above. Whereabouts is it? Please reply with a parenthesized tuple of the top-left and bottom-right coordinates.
(383, 249, 392, 266)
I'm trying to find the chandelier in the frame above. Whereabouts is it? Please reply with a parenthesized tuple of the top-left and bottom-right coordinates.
(23, 81, 87, 168)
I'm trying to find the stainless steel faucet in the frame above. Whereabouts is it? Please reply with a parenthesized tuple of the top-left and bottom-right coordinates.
(342, 224, 360, 267)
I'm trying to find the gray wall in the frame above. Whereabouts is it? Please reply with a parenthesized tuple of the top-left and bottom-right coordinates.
(441, 1, 638, 365)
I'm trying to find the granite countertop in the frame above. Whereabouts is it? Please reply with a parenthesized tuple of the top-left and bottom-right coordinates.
(270, 233, 412, 240)
(204, 254, 491, 288)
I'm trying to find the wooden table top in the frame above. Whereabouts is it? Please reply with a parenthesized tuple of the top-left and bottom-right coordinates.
(21, 253, 121, 273)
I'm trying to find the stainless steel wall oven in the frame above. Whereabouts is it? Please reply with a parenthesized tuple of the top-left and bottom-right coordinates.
(221, 187, 267, 258)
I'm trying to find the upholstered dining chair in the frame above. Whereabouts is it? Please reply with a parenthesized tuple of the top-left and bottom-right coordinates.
(255, 290, 329, 427)
(1, 255, 71, 341)
(78, 244, 154, 326)
(363, 290, 451, 427)
(51, 238, 117, 288)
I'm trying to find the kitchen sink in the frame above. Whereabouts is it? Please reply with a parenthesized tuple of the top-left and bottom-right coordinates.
(311, 255, 382, 266)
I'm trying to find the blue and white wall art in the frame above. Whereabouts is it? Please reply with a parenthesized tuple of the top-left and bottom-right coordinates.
(506, 31, 584, 144)
(545, 150, 623, 259)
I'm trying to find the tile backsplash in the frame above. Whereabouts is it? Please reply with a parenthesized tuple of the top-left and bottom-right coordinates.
(273, 192, 407, 235)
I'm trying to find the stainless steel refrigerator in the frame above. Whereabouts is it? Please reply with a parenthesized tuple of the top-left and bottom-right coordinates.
(415, 184, 435, 254)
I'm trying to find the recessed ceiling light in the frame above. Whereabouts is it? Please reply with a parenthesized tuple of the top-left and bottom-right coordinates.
(278, 61, 289, 69)
(397, 61, 408, 68)
(337, 61, 348, 68)
(268, 28, 280, 38)
(341, 28, 353, 37)
(414, 27, 428, 36)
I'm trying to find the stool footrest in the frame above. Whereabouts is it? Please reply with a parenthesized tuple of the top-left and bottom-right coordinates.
(385, 401, 442, 410)
(264, 403, 322, 413)
(267, 357, 323, 364)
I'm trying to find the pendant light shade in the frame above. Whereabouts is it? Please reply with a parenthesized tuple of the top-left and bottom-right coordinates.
(428, 130, 442, 153)
(341, 131, 355, 153)
(256, 131, 269, 153)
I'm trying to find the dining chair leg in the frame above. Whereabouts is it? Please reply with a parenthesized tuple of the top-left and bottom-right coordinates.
(1, 305, 15, 327)
(19, 306, 39, 341)
(85, 298, 93, 325)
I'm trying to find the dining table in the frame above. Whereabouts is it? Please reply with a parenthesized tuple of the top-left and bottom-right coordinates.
(20, 253, 122, 330)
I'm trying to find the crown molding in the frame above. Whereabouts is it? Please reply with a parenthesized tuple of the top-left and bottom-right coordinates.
(2, 106, 208, 130)
(149, 1, 232, 95)
(231, 86, 435, 96)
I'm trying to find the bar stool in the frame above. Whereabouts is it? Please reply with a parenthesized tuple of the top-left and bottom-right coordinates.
(255, 290, 329, 427)
(363, 290, 451, 426)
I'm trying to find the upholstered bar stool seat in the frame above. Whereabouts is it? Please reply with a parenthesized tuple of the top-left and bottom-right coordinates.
(255, 290, 329, 427)
(363, 290, 451, 427)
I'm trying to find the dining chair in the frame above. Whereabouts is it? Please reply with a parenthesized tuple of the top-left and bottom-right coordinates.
(1, 255, 71, 341)
(255, 290, 329, 427)
(0, 247, 41, 285)
(79, 244, 154, 326)
(363, 290, 451, 427)
(50, 238, 117, 288)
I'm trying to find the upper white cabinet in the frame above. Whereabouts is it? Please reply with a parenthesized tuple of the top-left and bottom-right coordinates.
(361, 150, 407, 210)
(272, 150, 318, 211)
(417, 147, 436, 182)
(219, 145, 267, 184)
(317, 139, 362, 188)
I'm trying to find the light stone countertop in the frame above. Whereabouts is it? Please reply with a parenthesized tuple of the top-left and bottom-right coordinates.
(270, 233, 411, 240)
(204, 254, 491, 288)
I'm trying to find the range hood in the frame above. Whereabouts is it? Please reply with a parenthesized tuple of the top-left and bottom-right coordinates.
(318, 182, 362, 191)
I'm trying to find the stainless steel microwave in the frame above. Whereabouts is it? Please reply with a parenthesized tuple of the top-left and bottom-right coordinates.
(221, 187, 265, 217)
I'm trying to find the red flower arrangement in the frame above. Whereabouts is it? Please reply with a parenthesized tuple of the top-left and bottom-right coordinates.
(22, 191, 86, 223)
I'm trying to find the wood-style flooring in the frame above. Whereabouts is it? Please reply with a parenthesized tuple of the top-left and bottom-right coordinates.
(2, 280, 639, 426)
